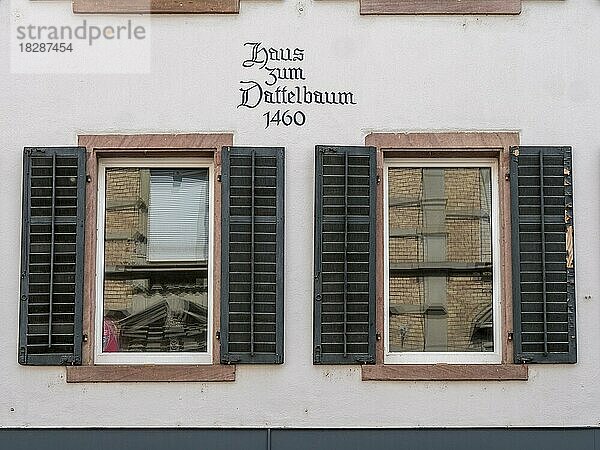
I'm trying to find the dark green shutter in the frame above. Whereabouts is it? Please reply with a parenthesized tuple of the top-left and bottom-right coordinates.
(313, 146, 376, 364)
(19, 147, 86, 365)
(221, 147, 284, 364)
(511, 146, 576, 363)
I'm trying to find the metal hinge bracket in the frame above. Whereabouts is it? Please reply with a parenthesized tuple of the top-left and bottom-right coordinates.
(314, 345, 322, 363)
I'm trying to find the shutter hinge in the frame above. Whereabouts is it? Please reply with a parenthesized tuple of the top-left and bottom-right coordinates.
(217, 174, 222, 183)
(223, 354, 240, 364)
(376, 332, 381, 341)
(511, 147, 520, 157)
(21, 271, 26, 280)
(314, 345, 322, 363)
(507, 332, 513, 341)
(82, 333, 88, 343)
(86, 175, 92, 183)
(354, 356, 374, 364)
(216, 330, 221, 341)
(19, 347, 26, 364)
(376, 175, 381, 184)
(320, 147, 338, 154)
(505, 172, 510, 181)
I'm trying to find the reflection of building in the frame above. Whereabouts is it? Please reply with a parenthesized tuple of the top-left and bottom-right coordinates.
(103, 168, 208, 353)
(388, 168, 493, 353)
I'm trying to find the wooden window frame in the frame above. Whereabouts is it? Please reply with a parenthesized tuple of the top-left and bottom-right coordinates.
(360, 0, 521, 15)
(66, 133, 236, 383)
(72, 0, 239, 14)
(362, 131, 528, 381)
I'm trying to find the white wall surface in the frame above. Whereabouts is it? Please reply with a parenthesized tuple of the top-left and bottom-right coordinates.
(1, 0, 600, 428)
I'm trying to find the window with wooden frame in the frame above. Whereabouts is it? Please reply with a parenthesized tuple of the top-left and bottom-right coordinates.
(18, 135, 286, 381)
(94, 158, 215, 366)
(359, 0, 520, 15)
(72, 0, 239, 14)
(383, 158, 502, 365)
(352, 132, 576, 381)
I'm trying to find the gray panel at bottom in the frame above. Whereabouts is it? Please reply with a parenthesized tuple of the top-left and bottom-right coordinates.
(0, 429, 266, 450)
(0, 428, 597, 450)
(272, 428, 597, 450)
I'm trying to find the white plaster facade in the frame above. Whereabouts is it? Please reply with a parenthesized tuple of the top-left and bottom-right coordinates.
(1, 0, 599, 428)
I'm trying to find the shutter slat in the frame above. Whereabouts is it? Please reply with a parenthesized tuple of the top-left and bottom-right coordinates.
(221, 147, 284, 364)
(19, 147, 85, 366)
(314, 146, 376, 365)
(511, 146, 576, 364)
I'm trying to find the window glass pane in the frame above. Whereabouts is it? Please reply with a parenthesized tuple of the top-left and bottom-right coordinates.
(102, 168, 209, 353)
(148, 169, 209, 262)
(388, 167, 494, 353)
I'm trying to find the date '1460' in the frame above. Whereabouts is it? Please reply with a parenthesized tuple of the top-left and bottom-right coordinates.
(263, 110, 306, 129)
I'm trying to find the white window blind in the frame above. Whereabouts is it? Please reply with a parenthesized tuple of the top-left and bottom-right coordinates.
(147, 169, 209, 262)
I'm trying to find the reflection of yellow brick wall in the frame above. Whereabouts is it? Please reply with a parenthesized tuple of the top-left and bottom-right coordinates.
(447, 276, 492, 351)
(104, 215, 141, 267)
(106, 168, 140, 199)
(388, 167, 492, 353)
(103, 169, 146, 314)
(388, 168, 423, 264)
(104, 279, 134, 313)
(446, 169, 481, 263)
(389, 277, 424, 352)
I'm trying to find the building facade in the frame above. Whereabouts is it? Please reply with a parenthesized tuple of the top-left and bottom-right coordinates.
(1, 0, 599, 446)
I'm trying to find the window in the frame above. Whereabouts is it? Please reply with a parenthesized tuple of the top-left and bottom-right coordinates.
(359, 0, 521, 15)
(72, 0, 239, 14)
(306, 133, 576, 381)
(383, 159, 502, 364)
(95, 159, 214, 365)
(13, 136, 286, 381)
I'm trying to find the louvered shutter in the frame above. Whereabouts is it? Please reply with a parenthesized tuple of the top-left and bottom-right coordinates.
(511, 146, 576, 363)
(19, 147, 86, 365)
(313, 146, 376, 364)
(221, 147, 284, 364)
